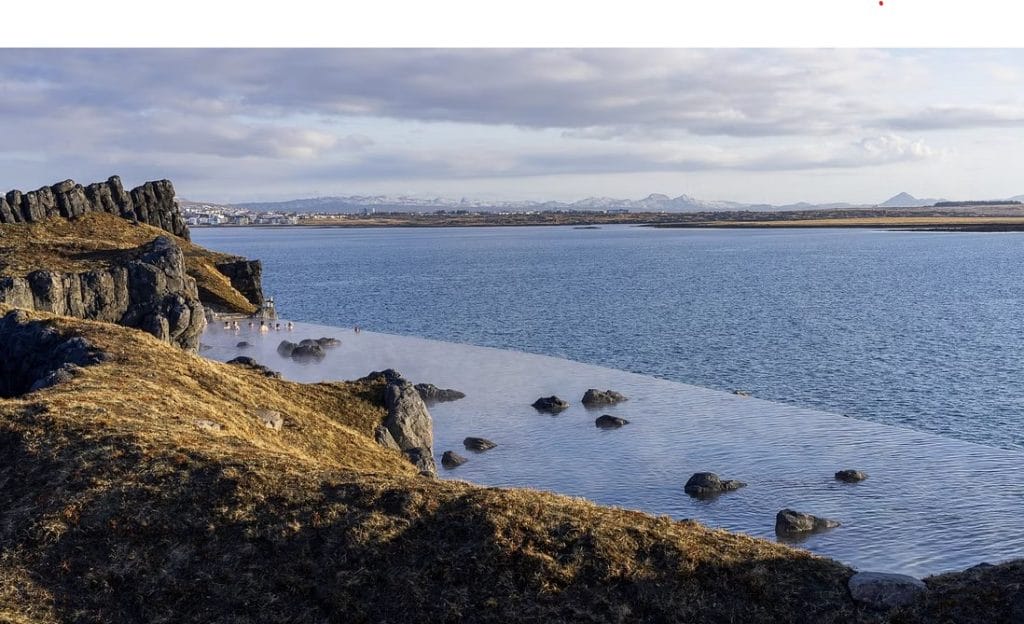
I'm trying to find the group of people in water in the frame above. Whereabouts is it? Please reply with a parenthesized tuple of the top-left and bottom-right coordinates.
(221, 319, 295, 333)
(219, 319, 362, 334)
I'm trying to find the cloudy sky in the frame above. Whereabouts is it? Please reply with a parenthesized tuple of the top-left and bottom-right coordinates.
(2, 49, 1024, 204)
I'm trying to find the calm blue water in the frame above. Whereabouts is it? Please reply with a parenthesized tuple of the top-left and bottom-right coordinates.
(193, 225, 1024, 451)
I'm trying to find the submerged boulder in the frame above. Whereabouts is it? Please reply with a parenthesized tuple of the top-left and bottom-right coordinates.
(595, 415, 629, 429)
(441, 450, 468, 469)
(835, 469, 868, 483)
(532, 396, 570, 413)
(291, 343, 325, 361)
(463, 437, 497, 452)
(277, 340, 297, 357)
(684, 472, 746, 497)
(775, 509, 840, 535)
(316, 336, 341, 348)
(414, 383, 466, 403)
(581, 389, 627, 406)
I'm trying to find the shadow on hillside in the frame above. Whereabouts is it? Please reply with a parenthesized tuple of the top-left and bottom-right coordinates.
(1, 415, 1016, 623)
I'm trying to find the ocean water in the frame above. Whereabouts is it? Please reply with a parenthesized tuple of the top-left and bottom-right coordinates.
(194, 225, 1024, 451)
(201, 321, 1024, 576)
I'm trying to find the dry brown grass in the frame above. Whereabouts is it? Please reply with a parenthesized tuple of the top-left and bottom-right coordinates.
(0, 307, 1016, 623)
(0, 213, 257, 314)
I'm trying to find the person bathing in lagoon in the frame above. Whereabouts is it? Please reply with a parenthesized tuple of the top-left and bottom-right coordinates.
(275, 322, 281, 331)
(248, 320, 254, 329)
(287, 321, 294, 331)
(259, 321, 268, 333)
(222, 321, 230, 330)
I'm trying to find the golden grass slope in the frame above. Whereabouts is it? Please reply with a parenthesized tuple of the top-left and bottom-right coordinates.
(0, 307, 1021, 623)
(0, 212, 258, 314)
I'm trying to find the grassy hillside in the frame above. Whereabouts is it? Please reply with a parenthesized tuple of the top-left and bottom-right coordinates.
(0, 212, 258, 314)
(1, 308, 1020, 623)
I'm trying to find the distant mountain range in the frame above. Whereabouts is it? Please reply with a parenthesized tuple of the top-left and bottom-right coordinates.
(188, 191, 1022, 214)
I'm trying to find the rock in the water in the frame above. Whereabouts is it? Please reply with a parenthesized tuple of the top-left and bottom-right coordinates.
(255, 409, 283, 431)
(532, 396, 570, 413)
(732, 389, 751, 397)
(595, 415, 629, 429)
(291, 343, 325, 360)
(463, 437, 497, 451)
(835, 469, 868, 483)
(236, 341, 252, 348)
(581, 388, 627, 406)
(316, 336, 341, 348)
(441, 450, 468, 469)
(195, 419, 222, 432)
(414, 382, 466, 403)
(775, 509, 840, 535)
(277, 340, 297, 357)
(226, 356, 281, 378)
(382, 375, 437, 477)
(848, 572, 928, 609)
(684, 472, 746, 497)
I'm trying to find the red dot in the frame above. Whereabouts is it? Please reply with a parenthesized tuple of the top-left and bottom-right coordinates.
(879, 0, 883, 4)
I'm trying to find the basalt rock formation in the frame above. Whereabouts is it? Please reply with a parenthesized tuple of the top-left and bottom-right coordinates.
(1, 176, 188, 239)
(215, 259, 265, 307)
(0, 236, 205, 350)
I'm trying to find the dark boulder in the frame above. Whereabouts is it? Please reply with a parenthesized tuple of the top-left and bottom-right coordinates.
(775, 509, 840, 535)
(291, 343, 326, 360)
(236, 341, 252, 348)
(463, 437, 497, 452)
(226, 356, 281, 379)
(532, 396, 570, 413)
(415, 383, 466, 403)
(277, 340, 297, 357)
(581, 389, 627, 406)
(0, 310, 107, 398)
(441, 451, 468, 469)
(848, 572, 927, 609)
(684, 472, 746, 497)
(316, 336, 341, 348)
(595, 415, 629, 429)
(835, 469, 868, 483)
(380, 374, 437, 477)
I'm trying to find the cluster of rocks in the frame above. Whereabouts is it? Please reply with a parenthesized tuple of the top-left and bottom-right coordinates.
(277, 337, 341, 361)
(0, 176, 189, 239)
(0, 236, 206, 350)
(532, 389, 632, 430)
(0, 309, 108, 397)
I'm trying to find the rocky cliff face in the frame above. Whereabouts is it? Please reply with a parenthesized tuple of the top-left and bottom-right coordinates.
(0, 176, 189, 240)
(0, 236, 205, 350)
(215, 259, 266, 307)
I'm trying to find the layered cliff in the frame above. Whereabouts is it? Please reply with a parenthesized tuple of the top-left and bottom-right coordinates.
(0, 177, 265, 350)
(0, 236, 205, 350)
(1, 176, 188, 240)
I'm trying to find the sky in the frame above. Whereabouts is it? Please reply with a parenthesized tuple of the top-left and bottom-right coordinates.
(2, 49, 1024, 205)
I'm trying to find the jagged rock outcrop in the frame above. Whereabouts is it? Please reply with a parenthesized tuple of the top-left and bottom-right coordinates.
(365, 369, 437, 476)
(0, 309, 107, 397)
(0, 236, 205, 350)
(1, 176, 189, 239)
(215, 259, 265, 306)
